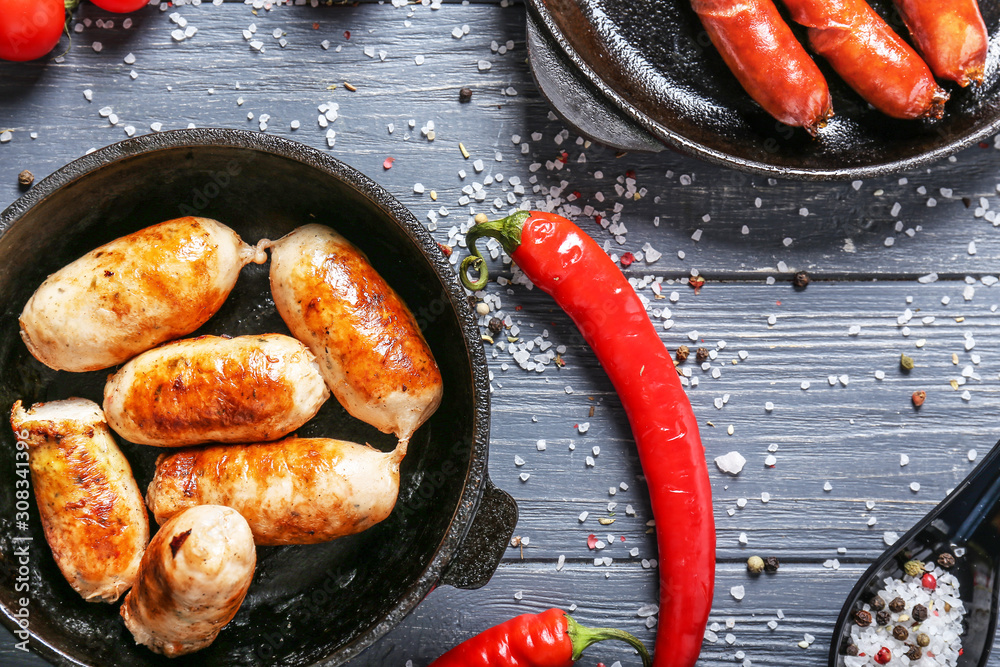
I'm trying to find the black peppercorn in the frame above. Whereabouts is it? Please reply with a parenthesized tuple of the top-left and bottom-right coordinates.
(888, 597, 906, 612)
(488, 317, 503, 336)
(695, 347, 709, 363)
(853, 609, 872, 627)
(906, 645, 922, 661)
(845, 644, 859, 657)
(937, 552, 956, 568)
(876, 610, 891, 626)
(17, 170, 33, 189)
(892, 625, 908, 641)
(763, 556, 780, 572)
(869, 595, 885, 611)
(793, 271, 810, 288)
(459, 87, 473, 103)
(911, 604, 928, 622)
(675, 345, 690, 363)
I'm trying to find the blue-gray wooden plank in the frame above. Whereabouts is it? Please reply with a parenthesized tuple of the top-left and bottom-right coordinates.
(2, 1, 1000, 666)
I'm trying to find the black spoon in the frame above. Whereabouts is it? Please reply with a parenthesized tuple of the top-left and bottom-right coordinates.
(829, 439, 1000, 666)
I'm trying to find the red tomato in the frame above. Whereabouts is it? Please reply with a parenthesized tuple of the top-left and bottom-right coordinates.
(0, 0, 65, 62)
(90, 0, 150, 12)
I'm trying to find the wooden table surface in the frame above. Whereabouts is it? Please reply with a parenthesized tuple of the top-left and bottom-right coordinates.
(3, 1, 1000, 665)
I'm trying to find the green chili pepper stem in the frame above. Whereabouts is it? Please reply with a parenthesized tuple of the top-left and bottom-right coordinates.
(459, 210, 530, 291)
(565, 614, 653, 667)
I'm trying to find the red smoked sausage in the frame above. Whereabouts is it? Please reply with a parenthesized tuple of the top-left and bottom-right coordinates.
(692, 0, 834, 135)
(893, 0, 988, 86)
(782, 0, 949, 119)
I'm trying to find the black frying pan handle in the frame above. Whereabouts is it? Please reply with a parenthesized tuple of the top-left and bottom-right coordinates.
(438, 475, 518, 590)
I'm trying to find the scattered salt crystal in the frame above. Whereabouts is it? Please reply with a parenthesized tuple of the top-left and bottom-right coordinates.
(637, 604, 658, 617)
(900, 453, 909, 466)
(714, 451, 746, 475)
(514, 455, 525, 466)
(557, 554, 565, 571)
(765, 402, 774, 412)
(823, 482, 833, 492)
(761, 492, 770, 503)
(578, 512, 589, 522)
(730, 585, 745, 601)
(910, 482, 921, 492)
(764, 454, 776, 467)
(968, 449, 978, 461)
(519, 472, 530, 482)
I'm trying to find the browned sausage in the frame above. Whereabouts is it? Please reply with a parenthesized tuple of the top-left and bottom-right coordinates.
(146, 437, 402, 546)
(103, 334, 329, 447)
(782, 0, 950, 119)
(268, 225, 443, 447)
(19, 217, 267, 372)
(893, 0, 988, 86)
(120, 505, 255, 657)
(10, 398, 148, 602)
(692, 0, 834, 134)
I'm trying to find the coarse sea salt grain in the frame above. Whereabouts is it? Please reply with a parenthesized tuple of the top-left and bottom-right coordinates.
(715, 451, 746, 475)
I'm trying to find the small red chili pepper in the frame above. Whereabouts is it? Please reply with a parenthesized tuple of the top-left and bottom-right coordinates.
(620, 251, 635, 267)
(587, 534, 598, 549)
(429, 608, 651, 667)
(922, 572, 937, 590)
(461, 211, 715, 667)
(383, 157, 395, 170)
(343, 30, 351, 39)
(874, 647, 891, 664)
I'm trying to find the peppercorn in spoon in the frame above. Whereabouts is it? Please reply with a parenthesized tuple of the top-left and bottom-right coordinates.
(829, 439, 1000, 667)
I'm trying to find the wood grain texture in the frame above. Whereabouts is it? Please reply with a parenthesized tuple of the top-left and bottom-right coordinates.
(2, 0, 1000, 665)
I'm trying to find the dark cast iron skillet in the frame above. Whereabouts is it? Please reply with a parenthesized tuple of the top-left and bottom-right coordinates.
(0, 128, 518, 666)
(526, 0, 1000, 179)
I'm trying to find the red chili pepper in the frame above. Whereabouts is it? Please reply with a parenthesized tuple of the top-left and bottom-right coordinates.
(429, 608, 651, 667)
(461, 211, 715, 667)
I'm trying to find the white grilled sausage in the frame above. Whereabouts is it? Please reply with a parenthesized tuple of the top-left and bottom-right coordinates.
(103, 334, 329, 447)
(120, 505, 255, 657)
(146, 437, 401, 546)
(19, 217, 267, 372)
(268, 224, 443, 446)
(9, 398, 148, 602)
